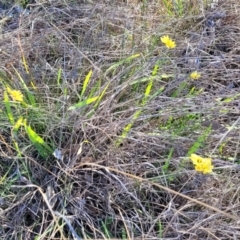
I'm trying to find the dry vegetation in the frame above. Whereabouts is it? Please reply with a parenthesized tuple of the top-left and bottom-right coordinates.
(0, 0, 240, 239)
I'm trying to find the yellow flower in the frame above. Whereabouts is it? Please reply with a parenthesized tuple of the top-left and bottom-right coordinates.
(160, 35, 176, 49)
(195, 162, 213, 174)
(7, 87, 24, 102)
(190, 71, 201, 80)
(190, 154, 204, 165)
(190, 154, 214, 174)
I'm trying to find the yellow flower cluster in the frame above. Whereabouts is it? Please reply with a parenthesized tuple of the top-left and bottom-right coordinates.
(7, 87, 24, 102)
(190, 154, 214, 174)
(160, 35, 176, 49)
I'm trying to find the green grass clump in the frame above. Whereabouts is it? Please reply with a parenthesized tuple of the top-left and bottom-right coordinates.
(0, 0, 240, 239)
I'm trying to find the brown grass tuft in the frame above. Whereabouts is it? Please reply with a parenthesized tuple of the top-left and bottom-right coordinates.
(0, 0, 240, 239)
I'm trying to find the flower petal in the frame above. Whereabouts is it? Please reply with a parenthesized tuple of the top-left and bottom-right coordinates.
(190, 154, 203, 165)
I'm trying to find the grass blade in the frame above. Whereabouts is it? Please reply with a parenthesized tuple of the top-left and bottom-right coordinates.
(94, 82, 110, 109)
(117, 62, 159, 145)
(23, 119, 53, 158)
(13, 67, 36, 106)
(105, 53, 140, 75)
(187, 125, 212, 155)
(80, 70, 92, 98)
(68, 96, 99, 110)
(57, 67, 62, 86)
(3, 91, 14, 125)
(13, 116, 23, 133)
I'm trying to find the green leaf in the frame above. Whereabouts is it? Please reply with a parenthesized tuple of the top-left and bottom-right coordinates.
(4, 91, 14, 125)
(13, 116, 23, 133)
(68, 96, 99, 110)
(105, 53, 140, 75)
(130, 76, 156, 85)
(80, 70, 92, 98)
(94, 83, 110, 109)
(116, 109, 142, 146)
(149, 86, 165, 100)
(151, 63, 159, 76)
(187, 125, 212, 155)
(142, 79, 153, 104)
(23, 119, 52, 158)
(57, 67, 62, 86)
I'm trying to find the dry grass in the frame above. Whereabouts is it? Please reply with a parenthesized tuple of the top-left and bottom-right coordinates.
(0, 0, 240, 239)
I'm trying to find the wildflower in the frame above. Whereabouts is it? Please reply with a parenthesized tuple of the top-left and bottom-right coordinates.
(7, 87, 24, 102)
(190, 71, 201, 80)
(160, 35, 176, 49)
(190, 154, 214, 174)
